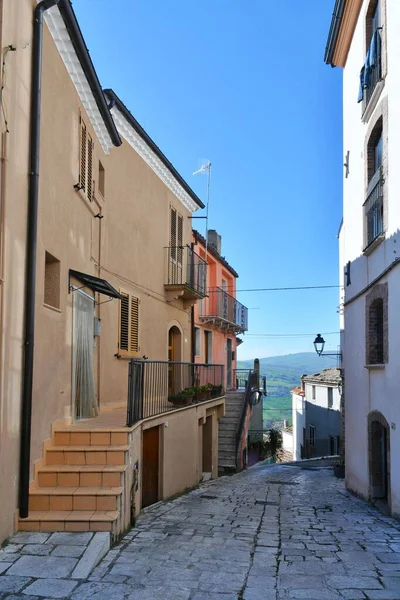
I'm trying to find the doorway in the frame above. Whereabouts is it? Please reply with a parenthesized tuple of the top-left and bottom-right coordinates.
(369, 417, 389, 500)
(202, 416, 213, 475)
(226, 338, 232, 390)
(168, 325, 182, 393)
(72, 289, 98, 419)
(142, 426, 160, 508)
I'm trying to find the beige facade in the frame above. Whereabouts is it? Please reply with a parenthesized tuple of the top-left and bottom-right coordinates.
(0, 0, 223, 543)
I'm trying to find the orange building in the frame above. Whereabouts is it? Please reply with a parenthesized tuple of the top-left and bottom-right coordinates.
(192, 230, 248, 390)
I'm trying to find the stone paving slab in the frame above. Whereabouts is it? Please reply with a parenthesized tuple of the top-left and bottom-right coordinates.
(0, 465, 399, 598)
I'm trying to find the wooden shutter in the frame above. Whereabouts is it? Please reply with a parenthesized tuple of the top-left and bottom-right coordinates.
(119, 292, 129, 352)
(130, 296, 139, 353)
(79, 118, 87, 193)
(177, 213, 183, 265)
(119, 291, 140, 355)
(87, 134, 93, 201)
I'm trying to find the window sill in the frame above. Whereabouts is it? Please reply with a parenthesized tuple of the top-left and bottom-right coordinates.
(363, 233, 385, 256)
(43, 303, 62, 313)
(362, 79, 385, 124)
(365, 364, 385, 370)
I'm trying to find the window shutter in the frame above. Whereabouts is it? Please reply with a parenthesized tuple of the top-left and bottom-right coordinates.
(177, 213, 183, 265)
(119, 292, 129, 351)
(79, 119, 87, 192)
(87, 134, 93, 201)
(130, 296, 139, 353)
(170, 207, 177, 247)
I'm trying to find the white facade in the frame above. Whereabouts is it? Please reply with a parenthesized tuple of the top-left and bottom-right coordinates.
(334, 0, 400, 516)
(291, 369, 341, 460)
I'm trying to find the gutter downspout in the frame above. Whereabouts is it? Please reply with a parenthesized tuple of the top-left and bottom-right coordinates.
(19, 0, 61, 520)
(190, 242, 196, 364)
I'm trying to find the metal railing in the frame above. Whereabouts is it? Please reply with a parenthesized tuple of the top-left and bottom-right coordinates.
(199, 288, 248, 332)
(364, 169, 383, 249)
(165, 245, 207, 297)
(127, 360, 224, 426)
(235, 370, 261, 467)
(362, 31, 382, 112)
(232, 369, 266, 395)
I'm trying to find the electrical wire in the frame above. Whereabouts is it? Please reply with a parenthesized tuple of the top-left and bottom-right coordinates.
(244, 331, 339, 338)
(208, 285, 342, 293)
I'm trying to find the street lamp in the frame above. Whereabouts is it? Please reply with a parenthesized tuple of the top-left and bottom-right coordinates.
(313, 334, 342, 361)
(313, 334, 325, 356)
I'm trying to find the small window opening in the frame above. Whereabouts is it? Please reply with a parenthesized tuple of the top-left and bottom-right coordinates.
(98, 161, 105, 197)
(44, 252, 60, 309)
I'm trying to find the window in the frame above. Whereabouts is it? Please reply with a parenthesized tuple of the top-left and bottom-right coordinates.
(98, 161, 105, 197)
(359, 0, 382, 108)
(44, 252, 60, 309)
(194, 327, 201, 357)
(79, 117, 94, 201)
(119, 291, 139, 355)
(330, 436, 339, 456)
(204, 330, 212, 364)
(312, 385, 316, 400)
(327, 387, 333, 409)
(366, 283, 388, 365)
(309, 425, 315, 448)
(364, 118, 383, 248)
(369, 298, 384, 364)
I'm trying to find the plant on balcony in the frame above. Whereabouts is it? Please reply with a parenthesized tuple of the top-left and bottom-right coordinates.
(198, 384, 212, 400)
(167, 390, 193, 407)
(209, 383, 224, 397)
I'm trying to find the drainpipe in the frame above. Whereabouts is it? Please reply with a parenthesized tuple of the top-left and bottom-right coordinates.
(190, 243, 196, 364)
(19, 0, 61, 519)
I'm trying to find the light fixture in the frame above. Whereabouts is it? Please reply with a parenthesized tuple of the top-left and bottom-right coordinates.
(313, 334, 325, 356)
(313, 333, 342, 361)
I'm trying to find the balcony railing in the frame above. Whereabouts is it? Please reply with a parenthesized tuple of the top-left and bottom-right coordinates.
(165, 245, 207, 300)
(127, 359, 224, 426)
(361, 30, 382, 112)
(199, 288, 248, 333)
(363, 168, 384, 250)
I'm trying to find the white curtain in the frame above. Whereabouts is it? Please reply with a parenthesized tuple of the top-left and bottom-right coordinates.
(73, 290, 98, 419)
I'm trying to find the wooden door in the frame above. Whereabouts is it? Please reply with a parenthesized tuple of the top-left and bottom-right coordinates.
(142, 426, 160, 508)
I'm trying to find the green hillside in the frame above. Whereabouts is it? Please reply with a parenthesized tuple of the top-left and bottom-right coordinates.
(237, 352, 335, 429)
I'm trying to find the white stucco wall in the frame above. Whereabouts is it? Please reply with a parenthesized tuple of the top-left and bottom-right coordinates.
(340, 0, 400, 516)
(282, 430, 293, 456)
(304, 382, 341, 412)
(291, 392, 305, 461)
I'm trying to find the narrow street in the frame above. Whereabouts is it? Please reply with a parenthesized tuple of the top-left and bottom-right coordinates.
(1, 463, 400, 599)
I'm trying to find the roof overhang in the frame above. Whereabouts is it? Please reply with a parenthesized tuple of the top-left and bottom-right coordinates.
(324, 0, 363, 67)
(104, 90, 204, 213)
(41, 0, 121, 153)
(69, 269, 122, 300)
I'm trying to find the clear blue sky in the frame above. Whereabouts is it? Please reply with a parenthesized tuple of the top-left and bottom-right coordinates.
(74, 0, 343, 360)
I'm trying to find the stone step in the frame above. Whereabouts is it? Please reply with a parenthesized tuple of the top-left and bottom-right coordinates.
(45, 446, 129, 467)
(18, 510, 120, 534)
(53, 430, 130, 447)
(37, 465, 126, 488)
(28, 486, 123, 513)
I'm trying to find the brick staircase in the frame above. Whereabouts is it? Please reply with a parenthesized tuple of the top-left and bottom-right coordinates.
(218, 391, 246, 473)
(18, 428, 132, 538)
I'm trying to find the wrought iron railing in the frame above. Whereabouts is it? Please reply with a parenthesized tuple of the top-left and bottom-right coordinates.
(199, 288, 248, 332)
(165, 245, 207, 297)
(127, 360, 224, 426)
(362, 31, 382, 112)
(232, 370, 266, 394)
(363, 168, 383, 249)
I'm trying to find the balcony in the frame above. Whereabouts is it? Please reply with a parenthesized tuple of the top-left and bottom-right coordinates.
(360, 30, 382, 114)
(363, 168, 384, 252)
(165, 245, 207, 302)
(199, 288, 248, 333)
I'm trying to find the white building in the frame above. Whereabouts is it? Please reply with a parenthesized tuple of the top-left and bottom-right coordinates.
(325, 0, 400, 517)
(290, 369, 342, 461)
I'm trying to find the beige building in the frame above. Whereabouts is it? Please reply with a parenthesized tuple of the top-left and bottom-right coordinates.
(0, 0, 224, 543)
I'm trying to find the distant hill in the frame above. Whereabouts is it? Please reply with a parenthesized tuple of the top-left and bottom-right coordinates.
(237, 352, 336, 429)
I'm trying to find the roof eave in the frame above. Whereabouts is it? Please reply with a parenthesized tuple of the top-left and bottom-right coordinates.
(324, 0, 347, 66)
(57, 0, 121, 147)
(104, 89, 205, 209)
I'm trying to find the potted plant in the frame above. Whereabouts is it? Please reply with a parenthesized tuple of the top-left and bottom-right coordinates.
(333, 459, 345, 479)
(199, 384, 212, 400)
(210, 383, 224, 397)
(167, 390, 193, 407)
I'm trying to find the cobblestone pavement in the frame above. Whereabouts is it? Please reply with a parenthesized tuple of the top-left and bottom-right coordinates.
(0, 463, 400, 599)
